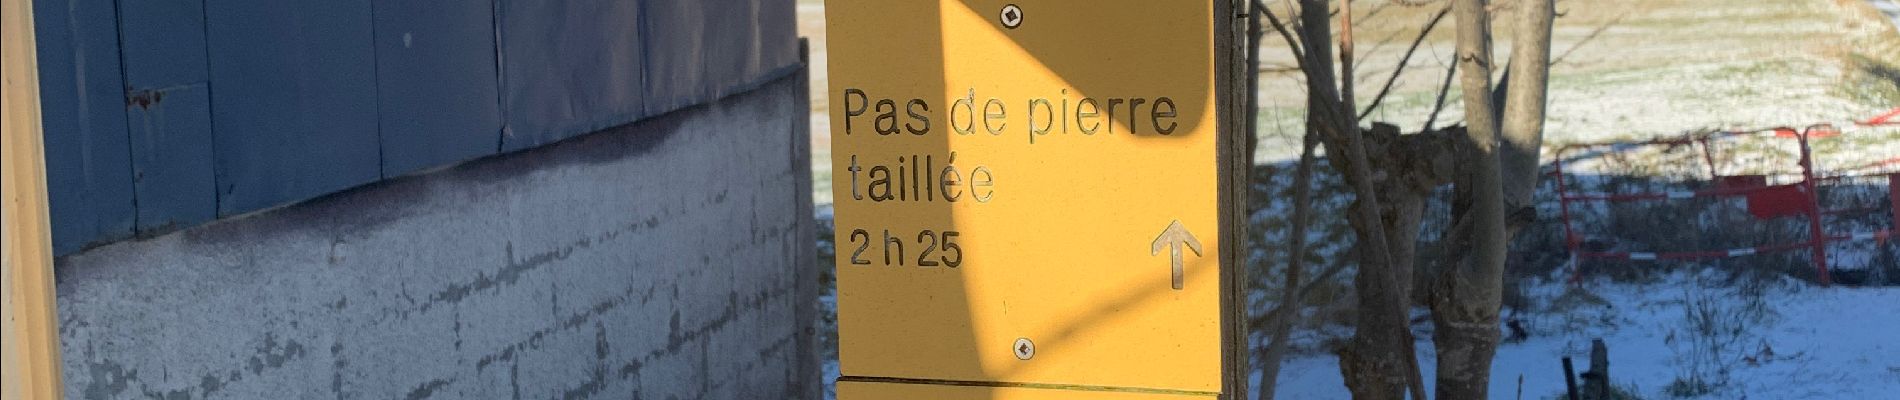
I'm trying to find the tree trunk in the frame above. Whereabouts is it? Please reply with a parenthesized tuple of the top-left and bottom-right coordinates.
(1255, 132, 1318, 400)
(1295, 2, 1417, 399)
(1433, 0, 1510, 399)
(1255, 1, 1553, 398)
(1336, 205, 1412, 400)
(1501, 0, 1556, 228)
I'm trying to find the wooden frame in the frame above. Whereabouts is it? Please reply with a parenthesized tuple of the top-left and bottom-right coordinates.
(4, 0, 66, 396)
(1214, 0, 1251, 397)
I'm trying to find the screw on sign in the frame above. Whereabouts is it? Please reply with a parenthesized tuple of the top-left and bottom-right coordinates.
(1000, 4, 1023, 29)
(1013, 338, 1035, 360)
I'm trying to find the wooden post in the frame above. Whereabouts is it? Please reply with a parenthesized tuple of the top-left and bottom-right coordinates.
(1796, 132, 1832, 285)
(1583, 339, 1611, 400)
(3, 0, 67, 396)
(1888, 173, 1897, 231)
(1560, 356, 1580, 400)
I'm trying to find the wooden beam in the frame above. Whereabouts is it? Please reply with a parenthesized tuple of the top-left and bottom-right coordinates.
(3, 0, 67, 395)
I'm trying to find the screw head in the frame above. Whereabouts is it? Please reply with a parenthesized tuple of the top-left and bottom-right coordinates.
(1000, 4, 1024, 29)
(1013, 337, 1035, 360)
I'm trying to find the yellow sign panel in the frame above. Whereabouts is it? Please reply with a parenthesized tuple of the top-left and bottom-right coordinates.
(827, 0, 1241, 397)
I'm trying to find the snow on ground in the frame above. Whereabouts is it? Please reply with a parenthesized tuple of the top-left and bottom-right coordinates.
(1267, 271, 1900, 400)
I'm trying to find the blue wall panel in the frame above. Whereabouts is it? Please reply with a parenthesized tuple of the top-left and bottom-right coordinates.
(703, 0, 759, 99)
(644, 0, 798, 116)
(122, 86, 216, 232)
(373, 0, 504, 177)
(117, 0, 208, 87)
(33, 0, 136, 254)
(205, 0, 381, 216)
(757, 0, 799, 76)
(497, 0, 647, 152)
(38, 0, 802, 254)
(118, 0, 217, 232)
(641, 0, 707, 116)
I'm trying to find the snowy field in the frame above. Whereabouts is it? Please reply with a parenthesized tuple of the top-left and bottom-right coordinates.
(1268, 271, 1900, 400)
(1249, 0, 1900, 164)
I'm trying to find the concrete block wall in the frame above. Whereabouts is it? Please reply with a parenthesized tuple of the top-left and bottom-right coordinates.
(53, 74, 819, 399)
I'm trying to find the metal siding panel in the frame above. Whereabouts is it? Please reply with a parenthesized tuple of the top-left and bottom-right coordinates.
(118, 0, 217, 232)
(756, 0, 798, 74)
(374, 0, 502, 176)
(206, 0, 380, 216)
(703, 0, 755, 99)
(641, 0, 706, 116)
(32, 0, 135, 254)
(649, 0, 795, 115)
(497, 0, 646, 151)
(124, 86, 216, 232)
(117, 0, 208, 87)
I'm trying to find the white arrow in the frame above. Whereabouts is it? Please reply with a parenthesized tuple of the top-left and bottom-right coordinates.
(1151, 220, 1204, 290)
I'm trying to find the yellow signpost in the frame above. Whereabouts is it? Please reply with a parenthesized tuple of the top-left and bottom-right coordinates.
(826, 0, 1246, 398)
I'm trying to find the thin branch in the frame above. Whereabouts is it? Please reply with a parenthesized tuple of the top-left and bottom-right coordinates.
(1358, 7, 1452, 121)
(1552, 9, 1628, 66)
(1356, 27, 1412, 65)
(1256, 0, 1306, 68)
(1359, 1, 1395, 26)
(1246, 260, 1349, 329)
(1422, 55, 1459, 132)
(1246, 241, 1353, 334)
(1261, 63, 1304, 74)
(1284, 0, 1305, 49)
(1339, 0, 1358, 121)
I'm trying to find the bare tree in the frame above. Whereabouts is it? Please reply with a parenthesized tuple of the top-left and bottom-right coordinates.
(1245, 0, 1554, 399)
(1430, 0, 1554, 399)
(1428, 0, 1510, 397)
(1287, 1, 1431, 398)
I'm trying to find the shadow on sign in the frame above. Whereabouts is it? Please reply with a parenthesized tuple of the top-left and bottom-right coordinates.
(832, 0, 1221, 398)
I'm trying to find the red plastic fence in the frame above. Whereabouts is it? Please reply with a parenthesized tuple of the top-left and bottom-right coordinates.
(1552, 117, 1899, 286)
(1864, 107, 1900, 126)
